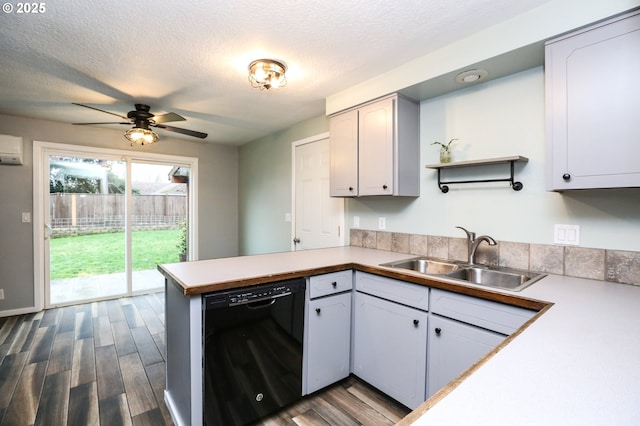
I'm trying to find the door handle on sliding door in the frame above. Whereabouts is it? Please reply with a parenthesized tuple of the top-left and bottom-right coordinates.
(44, 224, 52, 240)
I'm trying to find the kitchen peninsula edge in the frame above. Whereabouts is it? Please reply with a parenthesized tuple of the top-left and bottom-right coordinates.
(159, 246, 640, 425)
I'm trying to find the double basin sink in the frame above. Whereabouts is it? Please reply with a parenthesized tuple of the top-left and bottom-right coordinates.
(380, 257, 546, 292)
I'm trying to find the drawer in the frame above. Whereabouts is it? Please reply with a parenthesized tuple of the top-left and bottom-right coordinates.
(355, 271, 429, 311)
(309, 270, 353, 299)
(430, 288, 535, 335)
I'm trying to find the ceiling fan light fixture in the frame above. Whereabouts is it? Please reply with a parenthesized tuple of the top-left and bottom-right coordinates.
(248, 59, 287, 90)
(124, 127, 159, 146)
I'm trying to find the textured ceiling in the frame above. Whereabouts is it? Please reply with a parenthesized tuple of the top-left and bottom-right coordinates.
(0, 0, 551, 145)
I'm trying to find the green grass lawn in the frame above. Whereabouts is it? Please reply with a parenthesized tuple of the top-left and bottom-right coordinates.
(50, 229, 181, 280)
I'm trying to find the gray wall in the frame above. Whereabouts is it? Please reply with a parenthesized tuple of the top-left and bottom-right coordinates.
(238, 115, 328, 255)
(0, 114, 238, 313)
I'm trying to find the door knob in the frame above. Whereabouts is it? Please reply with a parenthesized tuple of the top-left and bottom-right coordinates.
(435, 327, 442, 335)
(315, 308, 321, 315)
(413, 319, 420, 327)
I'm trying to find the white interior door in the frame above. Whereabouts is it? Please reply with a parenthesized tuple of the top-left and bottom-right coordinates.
(293, 135, 345, 250)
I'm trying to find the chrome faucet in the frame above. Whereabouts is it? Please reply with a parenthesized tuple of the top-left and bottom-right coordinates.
(456, 226, 497, 265)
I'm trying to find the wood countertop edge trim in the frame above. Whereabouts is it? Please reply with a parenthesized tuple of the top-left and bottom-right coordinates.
(160, 261, 551, 312)
(177, 263, 355, 295)
(397, 301, 555, 425)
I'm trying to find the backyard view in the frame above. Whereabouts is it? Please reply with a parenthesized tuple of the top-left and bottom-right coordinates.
(49, 229, 181, 279)
(48, 155, 188, 305)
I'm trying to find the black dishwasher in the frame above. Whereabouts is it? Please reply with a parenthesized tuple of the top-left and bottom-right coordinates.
(202, 278, 306, 425)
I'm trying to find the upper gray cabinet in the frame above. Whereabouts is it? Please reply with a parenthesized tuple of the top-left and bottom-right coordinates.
(329, 93, 420, 197)
(545, 10, 640, 190)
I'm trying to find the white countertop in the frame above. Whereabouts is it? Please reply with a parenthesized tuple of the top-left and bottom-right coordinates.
(159, 246, 640, 424)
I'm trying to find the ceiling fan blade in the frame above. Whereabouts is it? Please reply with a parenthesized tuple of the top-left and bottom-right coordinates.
(72, 122, 130, 125)
(154, 124, 208, 139)
(152, 112, 186, 124)
(72, 103, 129, 120)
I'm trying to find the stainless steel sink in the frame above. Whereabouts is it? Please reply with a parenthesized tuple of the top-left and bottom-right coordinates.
(381, 256, 546, 292)
(446, 267, 546, 292)
(381, 257, 461, 275)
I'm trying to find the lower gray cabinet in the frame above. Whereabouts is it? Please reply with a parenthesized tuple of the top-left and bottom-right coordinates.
(353, 291, 428, 409)
(304, 271, 353, 395)
(304, 292, 352, 394)
(426, 314, 504, 397)
(427, 288, 535, 397)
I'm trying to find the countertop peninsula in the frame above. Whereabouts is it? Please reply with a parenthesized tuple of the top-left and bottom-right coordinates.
(159, 246, 640, 425)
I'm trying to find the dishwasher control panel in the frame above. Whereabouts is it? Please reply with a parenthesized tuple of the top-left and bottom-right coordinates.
(203, 278, 306, 309)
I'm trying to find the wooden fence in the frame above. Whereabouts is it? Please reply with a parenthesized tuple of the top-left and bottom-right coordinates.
(49, 193, 187, 231)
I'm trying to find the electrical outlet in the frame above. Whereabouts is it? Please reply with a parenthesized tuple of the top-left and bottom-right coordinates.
(378, 217, 386, 230)
(554, 224, 580, 245)
(0, 289, 4, 300)
(284, 213, 291, 223)
(353, 216, 360, 228)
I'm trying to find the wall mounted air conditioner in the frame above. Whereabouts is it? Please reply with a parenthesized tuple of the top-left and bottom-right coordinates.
(0, 135, 23, 165)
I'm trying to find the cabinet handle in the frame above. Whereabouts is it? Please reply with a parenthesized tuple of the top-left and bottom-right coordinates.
(349, 186, 354, 191)
(562, 173, 571, 181)
(315, 308, 321, 315)
(435, 327, 442, 335)
(413, 319, 419, 327)
(383, 184, 388, 190)
(331, 281, 337, 288)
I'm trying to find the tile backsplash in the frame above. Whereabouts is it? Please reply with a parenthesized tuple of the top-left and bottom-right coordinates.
(350, 229, 640, 286)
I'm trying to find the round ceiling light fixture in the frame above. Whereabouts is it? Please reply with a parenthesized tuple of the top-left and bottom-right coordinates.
(248, 59, 287, 90)
(455, 69, 489, 84)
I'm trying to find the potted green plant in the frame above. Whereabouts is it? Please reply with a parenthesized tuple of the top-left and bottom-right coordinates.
(431, 138, 457, 163)
(177, 220, 187, 262)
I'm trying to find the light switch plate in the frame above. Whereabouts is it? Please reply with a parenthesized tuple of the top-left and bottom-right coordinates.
(22, 212, 31, 223)
(0, 289, 4, 300)
(554, 224, 580, 245)
(353, 216, 360, 228)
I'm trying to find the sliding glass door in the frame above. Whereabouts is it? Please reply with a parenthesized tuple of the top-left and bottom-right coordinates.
(38, 144, 195, 308)
(130, 162, 189, 293)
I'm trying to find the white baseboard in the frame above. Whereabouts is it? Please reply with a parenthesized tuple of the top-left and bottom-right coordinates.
(0, 306, 39, 318)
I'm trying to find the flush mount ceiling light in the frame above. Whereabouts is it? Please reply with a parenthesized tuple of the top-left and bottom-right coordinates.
(124, 126, 159, 146)
(455, 69, 489, 84)
(248, 59, 287, 90)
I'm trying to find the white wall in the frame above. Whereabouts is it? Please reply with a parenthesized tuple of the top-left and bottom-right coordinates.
(0, 114, 238, 313)
(347, 67, 640, 251)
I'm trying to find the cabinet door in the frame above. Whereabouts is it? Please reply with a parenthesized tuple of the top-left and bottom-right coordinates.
(329, 109, 359, 196)
(358, 97, 394, 196)
(305, 292, 352, 394)
(353, 292, 427, 409)
(546, 11, 640, 189)
(427, 315, 504, 397)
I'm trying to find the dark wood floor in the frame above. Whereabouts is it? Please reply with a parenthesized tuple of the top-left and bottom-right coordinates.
(0, 293, 410, 426)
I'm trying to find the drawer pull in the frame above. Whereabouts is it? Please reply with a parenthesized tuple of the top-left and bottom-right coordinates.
(331, 281, 337, 287)
(316, 308, 321, 315)
(413, 319, 420, 327)
(435, 327, 442, 335)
